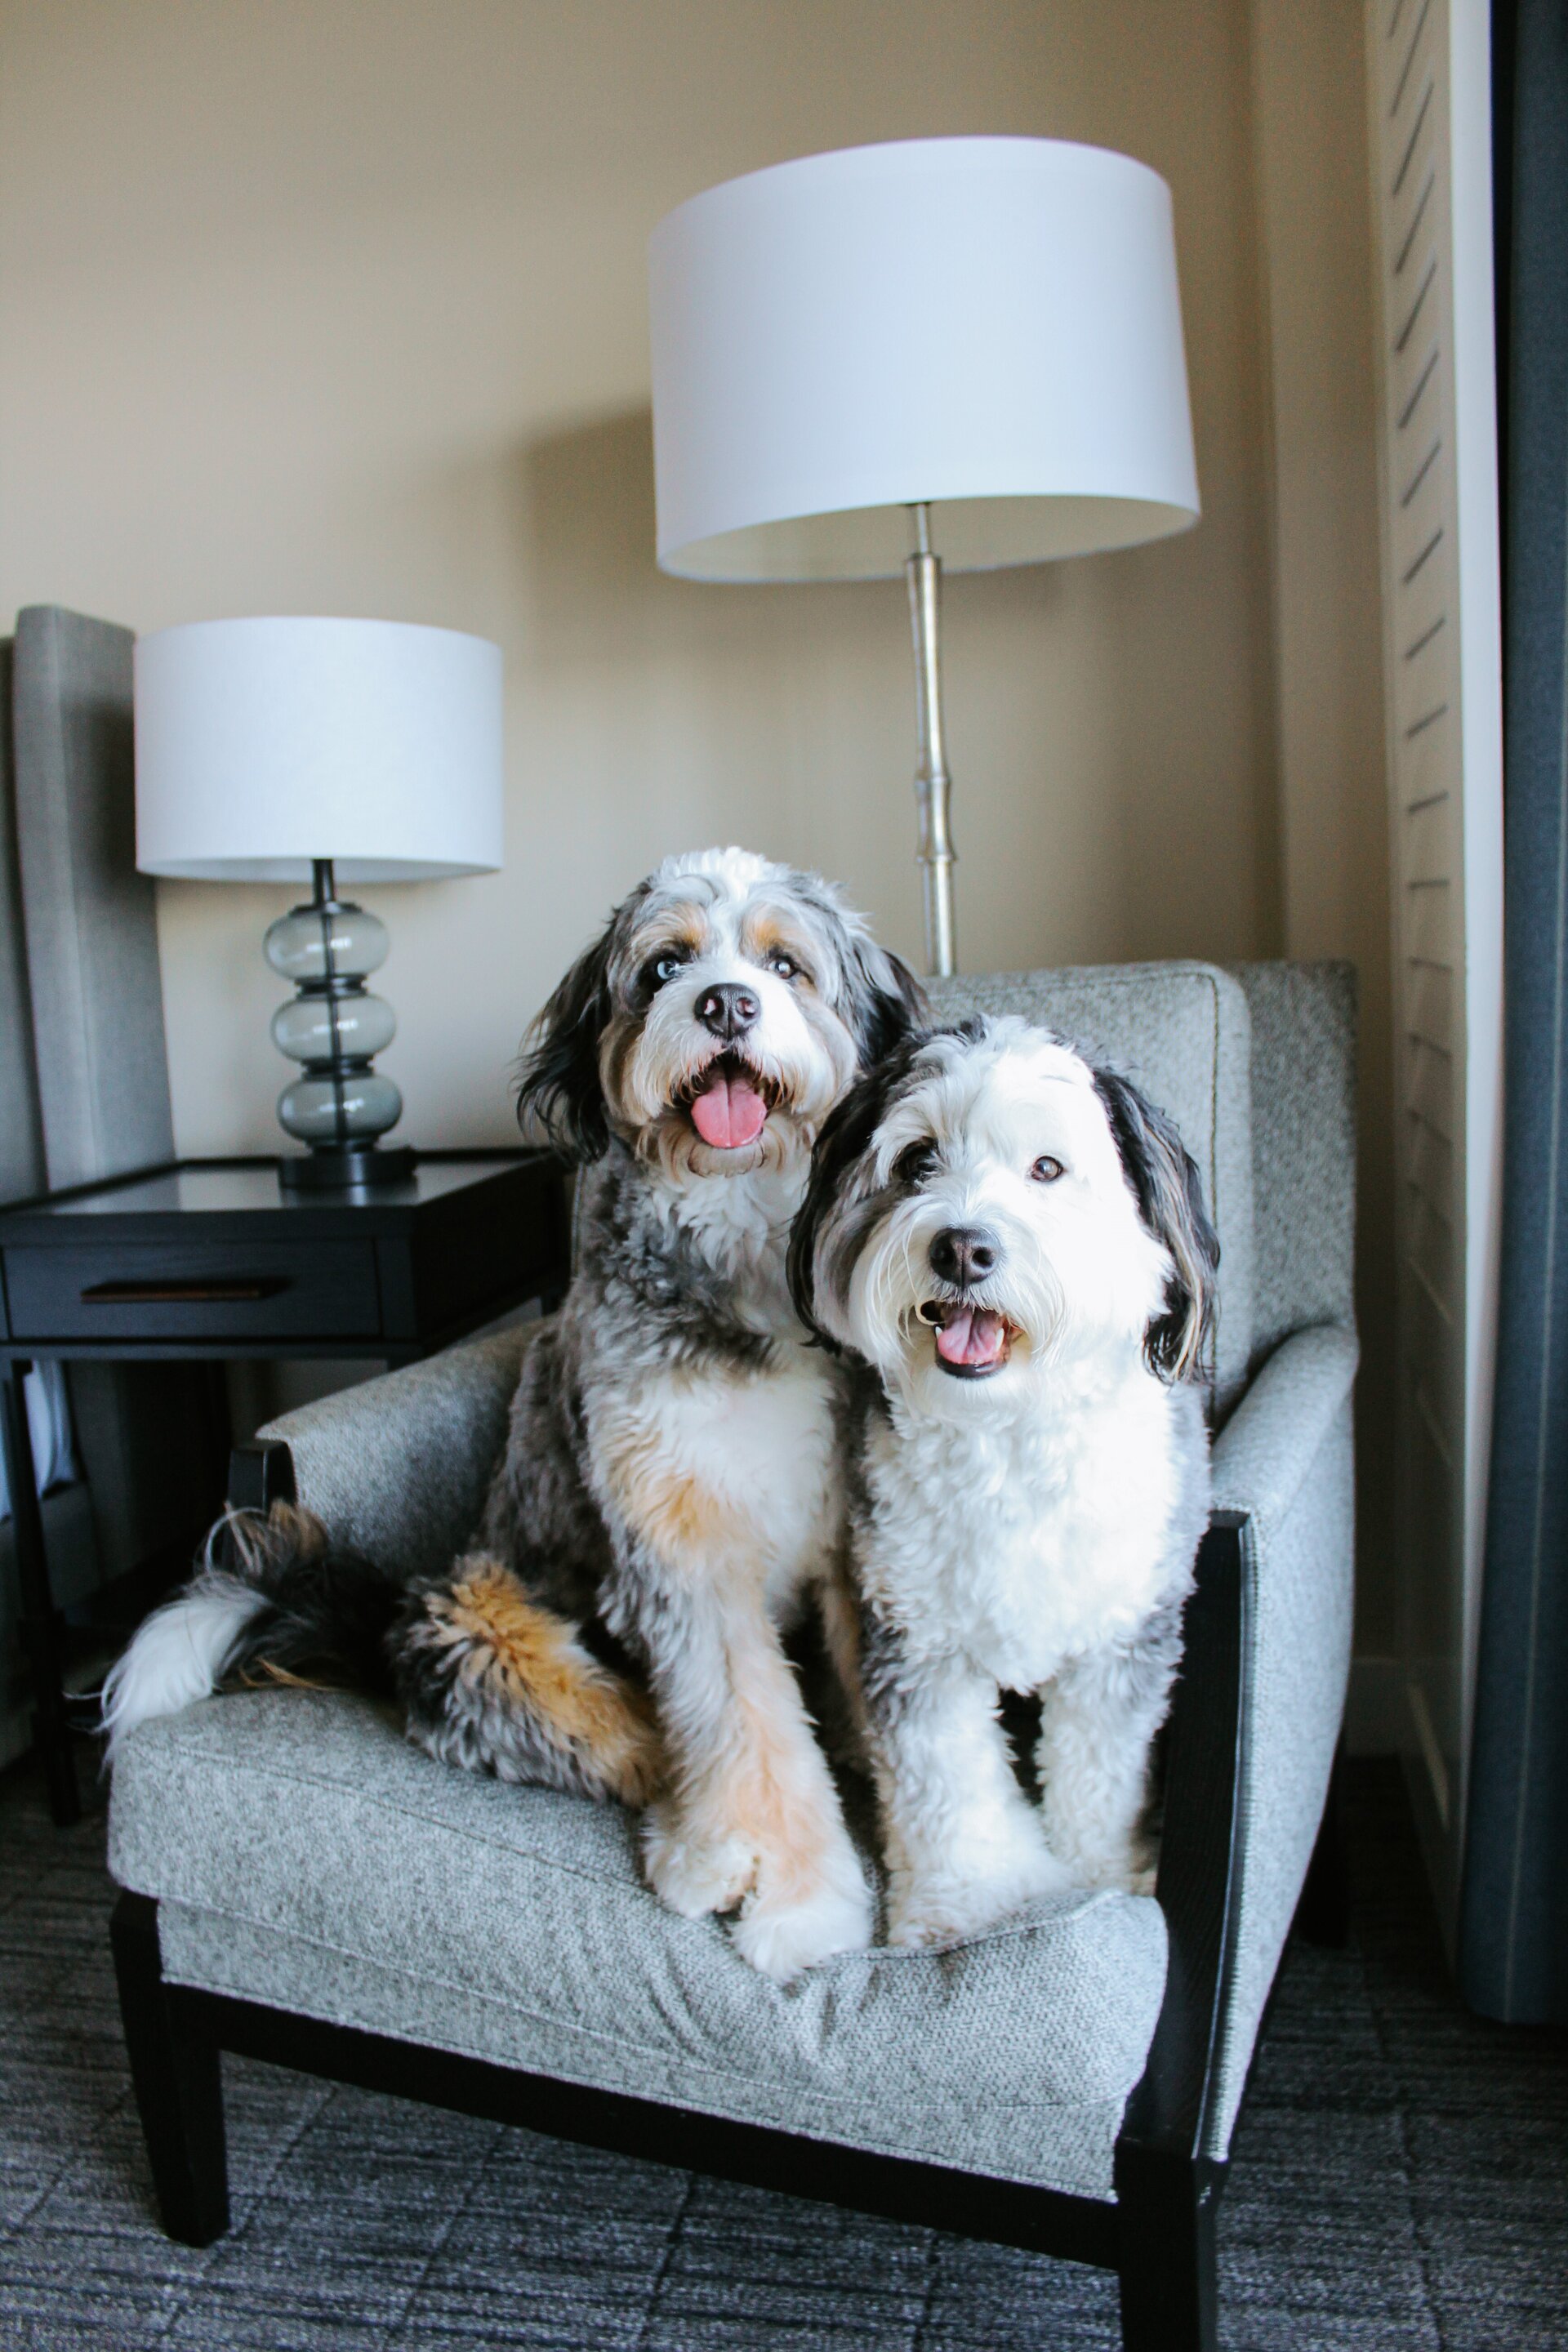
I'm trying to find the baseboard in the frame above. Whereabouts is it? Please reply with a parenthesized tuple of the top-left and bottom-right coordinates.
(1345, 1656, 1404, 1755)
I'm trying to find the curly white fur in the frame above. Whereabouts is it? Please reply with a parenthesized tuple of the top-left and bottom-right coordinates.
(795, 1019, 1215, 1948)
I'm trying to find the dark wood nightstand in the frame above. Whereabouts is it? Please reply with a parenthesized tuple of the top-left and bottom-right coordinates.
(0, 1150, 570, 1825)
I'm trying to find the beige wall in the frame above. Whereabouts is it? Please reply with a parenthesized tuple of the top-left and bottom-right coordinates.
(0, 2, 1392, 1648)
(0, 0, 1279, 1152)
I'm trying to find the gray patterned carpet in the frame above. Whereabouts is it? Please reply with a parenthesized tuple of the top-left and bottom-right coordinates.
(2, 1755, 1565, 2352)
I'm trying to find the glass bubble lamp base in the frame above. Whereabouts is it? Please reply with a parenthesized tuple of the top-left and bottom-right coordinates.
(265, 860, 420, 1192)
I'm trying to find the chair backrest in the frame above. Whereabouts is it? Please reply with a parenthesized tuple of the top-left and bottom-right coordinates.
(569, 956, 1354, 1408)
(274, 960, 1356, 1575)
(1225, 960, 1356, 1370)
(928, 962, 1255, 1411)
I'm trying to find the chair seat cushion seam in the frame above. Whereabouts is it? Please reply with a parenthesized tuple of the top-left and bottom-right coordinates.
(118, 1730, 1145, 1968)
(156, 1894, 1134, 2115)
(155, 1904, 1125, 2191)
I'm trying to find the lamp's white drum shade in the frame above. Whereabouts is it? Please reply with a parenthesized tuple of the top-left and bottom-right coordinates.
(650, 137, 1200, 581)
(135, 617, 505, 883)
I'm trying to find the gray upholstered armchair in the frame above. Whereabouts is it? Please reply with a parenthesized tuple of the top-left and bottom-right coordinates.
(106, 958, 1357, 2352)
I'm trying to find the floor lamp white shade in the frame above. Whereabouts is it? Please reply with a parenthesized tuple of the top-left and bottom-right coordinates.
(648, 136, 1200, 977)
(135, 617, 505, 884)
(649, 136, 1200, 582)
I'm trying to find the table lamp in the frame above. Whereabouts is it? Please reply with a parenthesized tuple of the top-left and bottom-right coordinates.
(135, 617, 504, 1188)
(648, 136, 1200, 974)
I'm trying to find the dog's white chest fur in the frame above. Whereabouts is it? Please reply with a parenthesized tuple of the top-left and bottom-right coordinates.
(862, 1363, 1179, 1689)
(596, 1348, 839, 1597)
(590, 1171, 841, 1610)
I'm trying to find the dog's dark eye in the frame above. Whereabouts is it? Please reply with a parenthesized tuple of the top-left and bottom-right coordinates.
(893, 1138, 938, 1186)
(648, 954, 688, 990)
(768, 952, 801, 982)
(1030, 1155, 1065, 1183)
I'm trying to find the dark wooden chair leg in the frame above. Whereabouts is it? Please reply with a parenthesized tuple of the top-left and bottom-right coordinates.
(1115, 2144, 1223, 2352)
(109, 1891, 230, 2246)
(1111, 1516, 1246, 2350)
(1294, 1745, 1351, 1948)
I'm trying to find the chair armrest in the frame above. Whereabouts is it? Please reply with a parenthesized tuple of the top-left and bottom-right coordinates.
(1211, 1321, 1359, 1539)
(1205, 1323, 1358, 2158)
(238, 1323, 545, 1579)
(1118, 1321, 1359, 2186)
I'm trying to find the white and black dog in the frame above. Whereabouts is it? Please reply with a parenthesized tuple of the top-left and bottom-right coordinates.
(104, 847, 924, 1980)
(787, 1015, 1218, 1948)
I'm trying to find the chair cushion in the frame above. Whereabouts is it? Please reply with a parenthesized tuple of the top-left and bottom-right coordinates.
(927, 961, 1254, 1410)
(109, 1690, 1169, 2202)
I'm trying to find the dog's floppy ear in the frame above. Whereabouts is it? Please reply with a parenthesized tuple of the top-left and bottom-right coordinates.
(515, 920, 617, 1162)
(788, 1030, 928, 1348)
(784, 868, 929, 1068)
(842, 937, 930, 1067)
(1092, 1067, 1220, 1383)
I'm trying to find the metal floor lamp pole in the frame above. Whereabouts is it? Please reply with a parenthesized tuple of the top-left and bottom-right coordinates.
(906, 502, 956, 977)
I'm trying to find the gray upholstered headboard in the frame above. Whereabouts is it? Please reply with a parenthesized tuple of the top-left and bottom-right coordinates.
(0, 635, 46, 1205)
(11, 606, 175, 1185)
(1, 608, 213, 1767)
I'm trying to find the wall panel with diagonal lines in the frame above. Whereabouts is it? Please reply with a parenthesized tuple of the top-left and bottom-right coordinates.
(1365, 0, 1503, 1938)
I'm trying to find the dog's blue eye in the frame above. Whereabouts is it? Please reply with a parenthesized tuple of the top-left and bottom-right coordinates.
(650, 956, 686, 987)
(1031, 1155, 1065, 1183)
(768, 953, 800, 981)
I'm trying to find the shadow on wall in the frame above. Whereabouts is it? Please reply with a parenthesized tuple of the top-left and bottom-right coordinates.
(514, 405, 1274, 977)
(506, 404, 933, 959)
(502, 403, 1117, 980)
(519, 407, 795, 667)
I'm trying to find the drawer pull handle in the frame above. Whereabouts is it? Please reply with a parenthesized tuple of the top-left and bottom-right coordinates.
(79, 1278, 291, 1305)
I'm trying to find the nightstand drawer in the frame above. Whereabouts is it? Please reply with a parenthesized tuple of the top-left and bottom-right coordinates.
(2, 1241, 382, 1342)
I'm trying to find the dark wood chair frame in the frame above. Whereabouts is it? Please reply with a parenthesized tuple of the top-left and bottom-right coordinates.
(110, 1442, 1343, 2352)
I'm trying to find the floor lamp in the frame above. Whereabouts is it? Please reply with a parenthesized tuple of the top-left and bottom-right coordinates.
(648, 136, 1201, 977)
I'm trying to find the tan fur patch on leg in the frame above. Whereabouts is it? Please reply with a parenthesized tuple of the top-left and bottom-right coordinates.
(668, 1610, 843, 1905)
(639, 1472, 748, 1558)
(725, 1646, 836, 1902)
(597, 1420, 751, 1568)
(441, 1558, 662, 1804)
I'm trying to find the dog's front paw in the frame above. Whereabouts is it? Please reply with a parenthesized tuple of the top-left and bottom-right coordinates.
(730, 1857, 874, 1982)
(641, 1805, 756, 1919)
(888, 1844, 1074, 1949)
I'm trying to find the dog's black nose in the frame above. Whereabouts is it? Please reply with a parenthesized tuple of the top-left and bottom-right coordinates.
(697, 983, 760, 1040)
(929, 1226, 1002, 1289)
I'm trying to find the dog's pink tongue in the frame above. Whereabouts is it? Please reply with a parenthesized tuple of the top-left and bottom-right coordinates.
(689, 1069, 767, 1149)
(934, 1307, 1008, 1367)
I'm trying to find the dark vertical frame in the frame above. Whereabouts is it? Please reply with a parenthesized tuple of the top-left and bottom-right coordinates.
(1, 1356, 78, 1823)
(1460, 0, 1568, 2025)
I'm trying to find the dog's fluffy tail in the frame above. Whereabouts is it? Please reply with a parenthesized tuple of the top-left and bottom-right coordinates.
(100, 1503, 395, 1762)
(396, 1556, 663, 1807)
